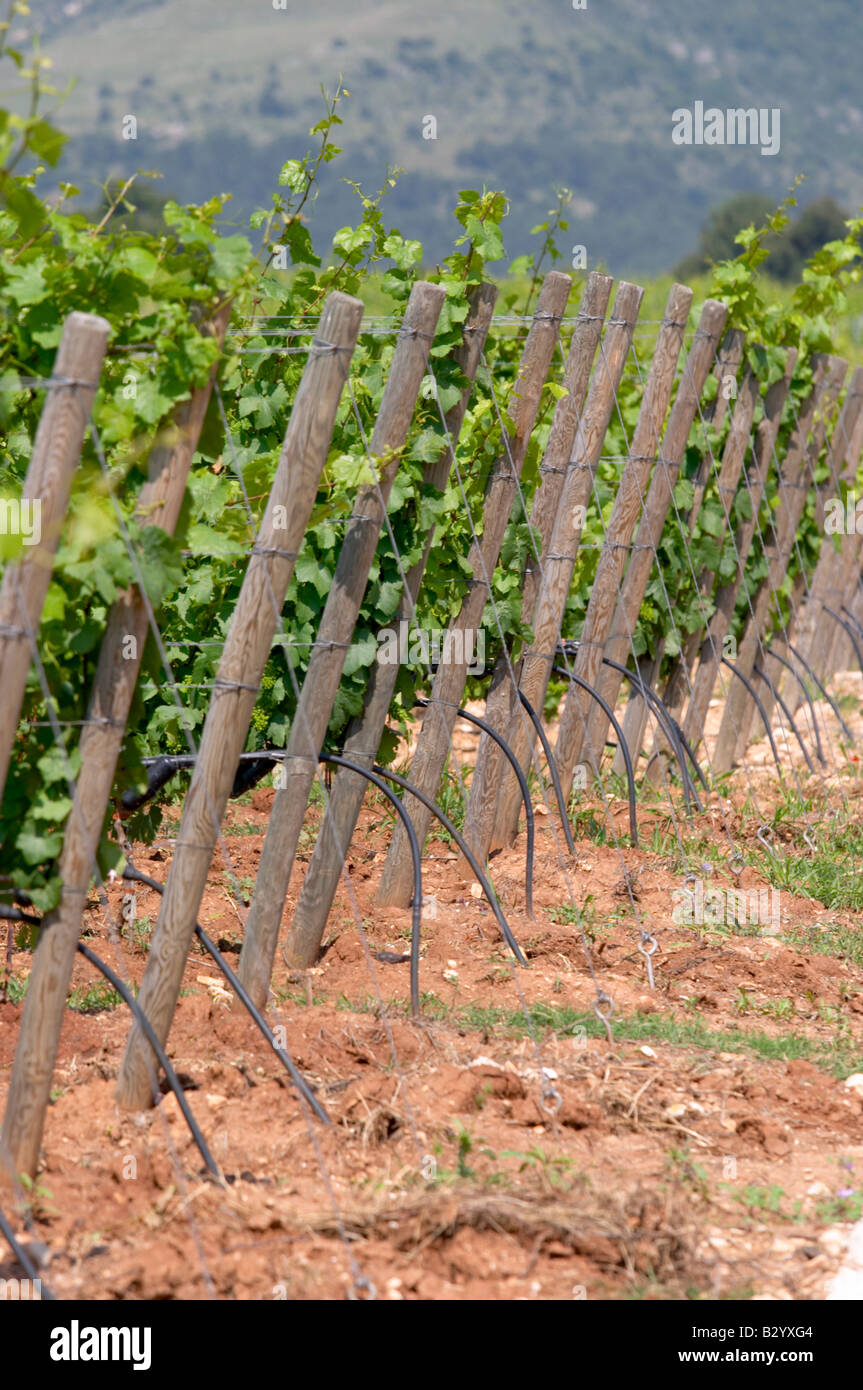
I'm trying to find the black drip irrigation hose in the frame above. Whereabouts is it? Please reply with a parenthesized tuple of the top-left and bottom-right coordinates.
(371, 763, 528, 968)
(823, 606, 863, 677)
(414, 698, 535, 917)
(74, 941, 222, 1180)
(0, 1203, 55, 1300)
(317, 754, 425, 1017)
(841, 604, 863, 639)
(516, 689, 576, 854)
(122, 865, 330, 1121)
(551, 665, 639, 847)
(785, 641, 853, 743)
(752, 665, 815, 774)
(134, 750, 527, 967)
(720, 658, 783, 774)
(599, 655, 705, 811)
(764, 647, 825, 765)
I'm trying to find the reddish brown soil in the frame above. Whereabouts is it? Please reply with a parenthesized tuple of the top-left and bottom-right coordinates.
(2, 683, 863, 1301)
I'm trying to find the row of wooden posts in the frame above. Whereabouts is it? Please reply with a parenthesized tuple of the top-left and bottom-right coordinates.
(1, 268, 862, 1181)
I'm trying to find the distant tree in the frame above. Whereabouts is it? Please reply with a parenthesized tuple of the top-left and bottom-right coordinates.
(674, 193, 775, 279)
(674, 192, 856, 283)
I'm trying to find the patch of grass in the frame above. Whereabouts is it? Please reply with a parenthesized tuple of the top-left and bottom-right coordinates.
(67, 981, 124, 1014)
(453, 1002, 863, 1078)
(783, 920, 863, 970)
(2, 972, 28, 1004)
(751, 819, 863, 913)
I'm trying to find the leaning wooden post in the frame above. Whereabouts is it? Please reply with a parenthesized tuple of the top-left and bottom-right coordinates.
(236, 282, 445, 1006)
(1, 306, 230, 1181)
(711, 355, 846, 772)
(610, 325, 746, 778)
(605, 328, 745, 778)
(0, 312, 109, 804)
(461, 271, 613, 865)
(115, 291, 363, 1111)
(489, 280, 645, 851)
(284, 283, 498, 970)
(538, 283, 692, 794)
(572, 300, 729, 775)
(784, 367, 863, 699)
(825, 405, 863, 674)
(375, 270, 572, 910)
(745, 362, 856, 733)
(639, 357, 758, 782)
(680, 351, 798, 749)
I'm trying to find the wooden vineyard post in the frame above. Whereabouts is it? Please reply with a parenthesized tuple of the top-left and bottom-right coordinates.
(744, 364, 859, 734)
(784, 367, 863, 700)
(1, 305, 231, 1181)
(824, 403, 863, 675)
(115, 291, 364, 1111)
(571, 300, 729, 777)
(0, 312, 109, 802)
(577, 329, 742, 784)
(375, 270, 573, 910)
(284, 284, 498, 970)
(236, 281, 446, 1006)
(638, 356, 758, 780)
(489, 280, 645, 851)
(460, 272, 613, 866)
(536, 283, 692, 795)
(711, 355, 846, 773)
(728, 357, 846, 764)
(679, 351, 798, 750)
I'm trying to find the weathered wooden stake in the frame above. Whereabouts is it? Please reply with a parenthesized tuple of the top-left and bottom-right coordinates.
(237, 282, 445, 1004)
(785, 367, 863, 701)
(574, 300, 728, 773)
(489, 280, 645, 850)
(284, 283, 498, 969)
(1, 306, 230, 1180)
(711, 355, 846, 773)
(543, 283, 692, 793)
(0, 312, 109, 804)
(461, 271, 613, 865)
(116, 292, 363, 1111)
(679, 351, 798, 750)
(376, 271, 573, 909)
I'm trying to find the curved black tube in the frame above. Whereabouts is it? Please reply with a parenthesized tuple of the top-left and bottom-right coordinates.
(516, 689, 576, 854)
(752, 664, 816, 774)
(371, 763, 528, 969)
(551, 665, 639, 846)
(319, 754, 424, 1017)
(126, 752, 423, 1021)
(785, 641, 853, 742)
(0, 1204, 55, 1300)
(414, 698, 535, 917)
(600, 656, 703, 811)
(720, 658, 782, 773)
(841, 604, 863, 638)
(75, 941, 222, 1179)
(122, 864, 329, 1121)
(823, 606, 863, 677)
(764, 647, 825, 765)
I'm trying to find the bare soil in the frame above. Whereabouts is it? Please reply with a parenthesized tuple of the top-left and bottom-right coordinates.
(2, 681, 863, 1301)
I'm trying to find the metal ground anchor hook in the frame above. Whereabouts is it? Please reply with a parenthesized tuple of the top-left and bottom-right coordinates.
(803, 828, 817, 853)
(728, 851, 744, 885)
(681, 870, 699, 907)
(638, 930, 658, 990)
(593, 990, 615, 1046)
(347, 1274, 377, 1301)
(540, 1067, 563, 1117)
(757, 824, 776, 855)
